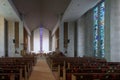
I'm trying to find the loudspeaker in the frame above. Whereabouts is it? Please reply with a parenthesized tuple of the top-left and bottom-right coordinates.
(13, 39, 15, 43)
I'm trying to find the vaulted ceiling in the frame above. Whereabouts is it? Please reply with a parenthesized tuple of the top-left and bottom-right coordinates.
(12, 0, 71, 31)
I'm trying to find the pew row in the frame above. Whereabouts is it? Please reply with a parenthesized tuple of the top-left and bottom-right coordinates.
(72, 73, 120, 80)
(0, 55, 37, 80)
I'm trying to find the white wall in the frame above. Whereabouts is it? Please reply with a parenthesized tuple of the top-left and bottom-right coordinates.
(52, 34, 56, 51)
(33, 28, 40, 53)
(0, 16, 5, 57)
(84, 10, 94, 57)
(77, 17, 85, 57)
(8, 21, 15, 57)
(104, 0, 110, 61)
(67, 22, 75, 57)
(110, 0, 120, 62)
(42, 28, 49, 52)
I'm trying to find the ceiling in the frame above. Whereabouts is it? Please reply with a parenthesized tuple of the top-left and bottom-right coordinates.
(0, 0, 20, 21)
(11, 0, 71, 31)
(63, 0, 101, 21)
(0, 0, 101, 32)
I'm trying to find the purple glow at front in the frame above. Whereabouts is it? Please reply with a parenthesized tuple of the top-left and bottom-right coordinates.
(40, 27, 43, 52)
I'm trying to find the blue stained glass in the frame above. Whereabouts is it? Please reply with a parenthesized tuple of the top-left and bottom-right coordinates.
(93, 7, 99, 57)
(99, 2, 105, 58)
(93, 1, 105, 58)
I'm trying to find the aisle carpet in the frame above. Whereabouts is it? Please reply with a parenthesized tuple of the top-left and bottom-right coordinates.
(29, 58, 56, 80)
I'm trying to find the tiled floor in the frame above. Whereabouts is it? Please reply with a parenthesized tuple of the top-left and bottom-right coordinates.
(29, 58, 56, 80)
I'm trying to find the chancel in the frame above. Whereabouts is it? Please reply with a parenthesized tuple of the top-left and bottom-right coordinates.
(0, 0, 120, 80)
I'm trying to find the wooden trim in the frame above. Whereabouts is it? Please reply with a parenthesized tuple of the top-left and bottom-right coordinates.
(24, 27, 28, 50)
(15, 22, 19, 48)
(64, 22, 68, 48)
(55, 28, 59, 49)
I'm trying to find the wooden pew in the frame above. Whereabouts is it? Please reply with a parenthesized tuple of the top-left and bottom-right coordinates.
(0, 59, 30, 80)
(62, 62, 120, 80)
(72, 73, 120, 80)
(47, 56, 107, 80)
(0, 68, 22, 80)
(0, 56, 37, 80)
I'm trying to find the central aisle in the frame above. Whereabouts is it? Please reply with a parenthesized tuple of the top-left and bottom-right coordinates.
(29, 57, 56, 80)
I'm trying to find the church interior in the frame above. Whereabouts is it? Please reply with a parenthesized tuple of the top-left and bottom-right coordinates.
(1, 0, 120, 80)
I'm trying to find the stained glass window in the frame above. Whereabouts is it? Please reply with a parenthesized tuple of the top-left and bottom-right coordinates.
(99, 2, 105, 58)
(93, 7, 99, 57)
(93, 1, 105, 58)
